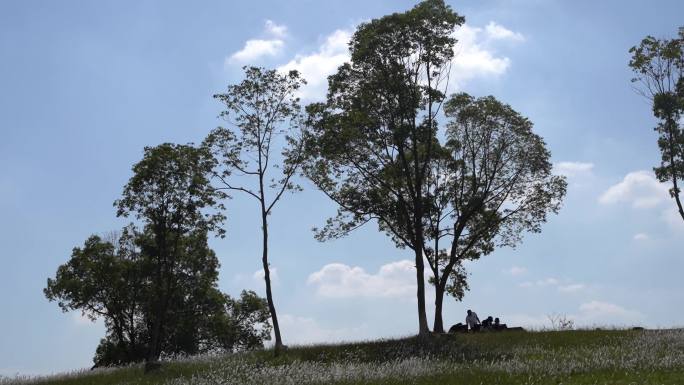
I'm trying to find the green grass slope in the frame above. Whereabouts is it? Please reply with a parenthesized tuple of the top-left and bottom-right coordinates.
(5, 329, 684, 385)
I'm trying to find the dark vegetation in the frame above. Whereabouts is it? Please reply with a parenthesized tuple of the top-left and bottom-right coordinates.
(44, 145, 271, 367)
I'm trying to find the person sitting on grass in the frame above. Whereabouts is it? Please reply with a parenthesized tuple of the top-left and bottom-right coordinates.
(466, 309, 481, 332)
(494, 317, 508, 331)
(449, 323, 468, 333)
(482, 316, 494, 330)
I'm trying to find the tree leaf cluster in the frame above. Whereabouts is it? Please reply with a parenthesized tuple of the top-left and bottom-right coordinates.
(629, 28, 684, 221)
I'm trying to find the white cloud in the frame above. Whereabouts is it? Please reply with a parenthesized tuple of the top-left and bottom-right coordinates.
(553, 161, 594, 177)
(449, 22, 523, 87)
(504, 301, 642, 329)
(599, 170, 669, 208)
(540, 277, 559, 286)
(484, 21, 525, 42)
(661, 207, 684, 232)
(265, 20, 287, 38)
(277, 314, 371, 345)
(227, 20, 288, 64)
(277, 21, 523, 101)
(633, 232, 649, 241)
(519, 277, 587, 293)
(504, 266, 527, 276)
(229, 39, 284, 63)
(504, 313, 549, 328)
(519, 278, 560, 288)
(579, 300, 627, 315)
(576, 300, 642, 325)
(278, 29, 352, 101)
(307, 260, 416, 299)
(558, 283, 586, 293)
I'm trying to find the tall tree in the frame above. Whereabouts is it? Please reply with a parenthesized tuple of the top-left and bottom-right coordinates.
(302, 0, 464, 336)
(204, 66, 306, 352)
(115, 143, 226, 364)
(629, 28, 684, 222)
(425, 93, 566, 332)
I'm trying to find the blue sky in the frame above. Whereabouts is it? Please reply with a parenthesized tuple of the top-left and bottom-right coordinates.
(1, 0, 683, 376)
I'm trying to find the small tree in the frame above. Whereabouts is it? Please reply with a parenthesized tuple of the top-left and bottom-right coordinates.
(629, 28, 684, 222)
(45, 230, 147, 365)
(45, 228, 271, 367)
(204, 66, 306, 353)
(115, 143, 226, 364)
(425, 93, 566, 332)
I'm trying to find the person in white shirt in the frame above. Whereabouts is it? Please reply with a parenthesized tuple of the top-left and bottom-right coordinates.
(465, 309, 481, 331)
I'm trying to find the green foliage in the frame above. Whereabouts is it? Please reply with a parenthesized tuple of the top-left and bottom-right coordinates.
(115, 143, 226, 237)
(440, 92, 567, 254)
(45, 229, 271, 367)
(303, 0, 463, 247)
(418, 93, 566, 332)
(629, 28, 684, 221)
(302, 0, 565, 333)
(45, 229, 148, 365)
(115, 143, 228, 361)
(204, 66, 305, 212)
(302, 0, 465, 335)
(45, 142, 272, 366)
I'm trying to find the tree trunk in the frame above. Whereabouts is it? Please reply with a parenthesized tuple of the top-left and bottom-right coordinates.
(666, 117, 684, 222)
(414, 247, 430, 336)
(146, 312, 163, 368)
(433, 284, 445, 333)
(261, 209, 283, 353)
(146, 266, 164, 364)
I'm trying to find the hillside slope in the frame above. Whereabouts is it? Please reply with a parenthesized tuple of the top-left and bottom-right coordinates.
(5, 329, 684, 385)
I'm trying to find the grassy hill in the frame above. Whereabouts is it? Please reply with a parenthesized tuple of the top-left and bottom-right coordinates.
(5, 329, 684, 385)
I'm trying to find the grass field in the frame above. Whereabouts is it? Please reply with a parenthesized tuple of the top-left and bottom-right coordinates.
(4, 329, 684, 385)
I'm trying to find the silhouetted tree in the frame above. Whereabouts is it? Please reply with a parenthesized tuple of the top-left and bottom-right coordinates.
(629, 28, 684, 222)
(302, 0, 464, 336)
(204, 67, 305, 353)
(425, 93, 566, 333)
(45, 228, 272, 367)
(45, 229, 146, 365)
(114, 143, 226, 364)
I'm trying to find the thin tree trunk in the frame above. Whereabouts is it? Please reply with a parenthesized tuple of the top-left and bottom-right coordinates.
(666, 117, 684, 221)
(261, 203, 283, 353)
(672, 178, 684, 221)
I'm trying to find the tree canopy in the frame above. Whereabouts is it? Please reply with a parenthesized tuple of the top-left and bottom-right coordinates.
(424, 93, 566, 332)
(629, 28, 684, 222)
(302, 0, 465, 335)
(302, 0, 565, 334)
(45, 230, 271, 367)
(114, 143, 228, 363)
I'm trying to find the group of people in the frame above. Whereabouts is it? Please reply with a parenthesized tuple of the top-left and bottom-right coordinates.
(450, 309, 508, 333)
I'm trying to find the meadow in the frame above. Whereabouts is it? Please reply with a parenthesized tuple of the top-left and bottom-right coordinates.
(4, 328, 684, 385)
